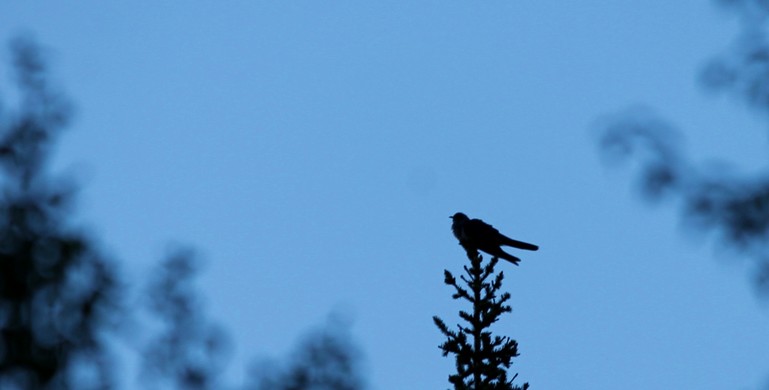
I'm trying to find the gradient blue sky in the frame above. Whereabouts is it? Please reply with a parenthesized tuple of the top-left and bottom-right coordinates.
(2, 2, 769, 389)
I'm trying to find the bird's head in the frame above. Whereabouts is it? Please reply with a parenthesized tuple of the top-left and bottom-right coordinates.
(450, 212, 469, 223)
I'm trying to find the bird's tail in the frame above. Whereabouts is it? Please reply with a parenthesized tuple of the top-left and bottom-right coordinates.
(488, 248, 521, 265)
(501, 236, 538, 251)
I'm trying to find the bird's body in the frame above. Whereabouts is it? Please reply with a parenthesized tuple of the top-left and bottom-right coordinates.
(450, 212, 538, 265)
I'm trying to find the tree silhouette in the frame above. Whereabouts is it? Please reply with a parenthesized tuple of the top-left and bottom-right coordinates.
(598, 0, 769, 295)
(433, 252, 528, 390)
(0, 35, 369, 389)
(246, 314, 367, 390)
(141, 248, 230, 390)
(0, 36, 122, 389)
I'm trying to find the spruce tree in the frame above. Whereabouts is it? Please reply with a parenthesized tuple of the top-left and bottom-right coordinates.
(433, 252, 529, 390)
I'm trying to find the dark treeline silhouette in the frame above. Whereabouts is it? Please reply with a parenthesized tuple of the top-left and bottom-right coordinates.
(246, 314, 366, 390)
(0, 36, 122, 389)
(0, 36, 366, 390)
(598, 0, 769, 295)
(434, 250, 529, 390)
(141, 249, 231, 390)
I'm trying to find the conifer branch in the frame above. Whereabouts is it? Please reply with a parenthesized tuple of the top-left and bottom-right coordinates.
(435, 250, 529, 389)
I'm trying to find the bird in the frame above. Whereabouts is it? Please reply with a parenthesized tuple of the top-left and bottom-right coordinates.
(450, 212, 538, 265)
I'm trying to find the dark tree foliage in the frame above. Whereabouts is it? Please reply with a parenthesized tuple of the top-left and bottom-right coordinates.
(433, 252, 528, 390)
(141, 249, 230, 390)
(0, 35, 369, 390)
(246, 314, 366, 390)
(598, 0, 769, 295)
(0, 37, 121, 389)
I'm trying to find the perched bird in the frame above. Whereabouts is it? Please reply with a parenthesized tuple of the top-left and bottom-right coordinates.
(450, 212, 538, 265)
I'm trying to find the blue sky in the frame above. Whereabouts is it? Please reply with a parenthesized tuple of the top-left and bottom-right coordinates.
(2, 1, 769, 389)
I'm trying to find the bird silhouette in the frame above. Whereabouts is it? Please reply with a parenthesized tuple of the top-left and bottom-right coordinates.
(450, 212, 538, 265)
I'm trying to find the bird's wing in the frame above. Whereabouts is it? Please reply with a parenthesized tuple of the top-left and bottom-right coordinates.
(467, 219, 539, 251)
(465, 218, 502, 239)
